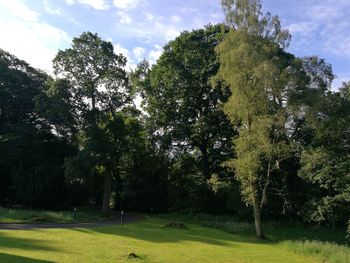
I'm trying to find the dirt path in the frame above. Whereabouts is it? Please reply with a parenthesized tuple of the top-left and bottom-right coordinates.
(0, 214, 143, 230)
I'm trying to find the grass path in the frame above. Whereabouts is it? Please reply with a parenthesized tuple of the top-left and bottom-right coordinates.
(0, 216, 321, 263)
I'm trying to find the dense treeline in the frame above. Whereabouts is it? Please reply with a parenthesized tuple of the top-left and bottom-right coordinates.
(0, 0, 349, 238)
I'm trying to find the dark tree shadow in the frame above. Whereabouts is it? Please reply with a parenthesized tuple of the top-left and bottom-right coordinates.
(72, 216, 268, 247)
(0, 232, 62, 262)
(0, 232, 61, 252)
(0, 253, 54, 263)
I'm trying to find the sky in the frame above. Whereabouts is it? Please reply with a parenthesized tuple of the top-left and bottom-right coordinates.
(0, 0, 349, 89)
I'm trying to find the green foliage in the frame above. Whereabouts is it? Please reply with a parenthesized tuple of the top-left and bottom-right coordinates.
(299, 88, 350, 225)
(0, 0, 349, 243)
(135, 24, 234, 179)
(53, 32, 131, 212)
(0, 49, 74, 208)
(221, 0, 290, 48)
(216, 0, 308, 238)
(53, 31, 129, 115)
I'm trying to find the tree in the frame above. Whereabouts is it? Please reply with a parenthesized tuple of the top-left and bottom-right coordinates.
(299, 82, 350, 228)
(117, 113, 170, 212)
(0, 49, 74, 208)
(53, 32, 130, 212)
(135, 24, 234, 183)
(221, 0, 290, 48)
(216, 0, 307, 238)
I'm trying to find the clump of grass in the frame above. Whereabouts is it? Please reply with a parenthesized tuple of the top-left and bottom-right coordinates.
(127, 252, 141, 259)
(281, 240, 350, 263)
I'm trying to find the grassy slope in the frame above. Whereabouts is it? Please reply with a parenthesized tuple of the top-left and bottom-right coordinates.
(0, 216, 322, 263)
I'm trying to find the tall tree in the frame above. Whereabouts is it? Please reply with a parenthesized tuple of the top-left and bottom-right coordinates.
(134, 24, 234, 183)
(0, 49, 74, 207)
(216, 0, 307, 238)
(53, 32, 130, 212)
(299, 81, 350, 228)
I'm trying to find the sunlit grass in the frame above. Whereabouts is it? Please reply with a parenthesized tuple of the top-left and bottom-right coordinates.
(162, 213, 350, 263)
(281, 240, 350, 263)
(0, 216, 326, 263)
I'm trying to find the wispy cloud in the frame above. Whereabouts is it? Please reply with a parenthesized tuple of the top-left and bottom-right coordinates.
(148, 45, 163, 64)
(43, 1, 62, 16)
(65, 0, 109, 10)
(0, 0, 69, 72)
(113, 0, 141, 10)
(287, 0, 350, 58)
(117, 11, 132, 25)
(133, 47, 146, 62)
(170, 15, 182, 23)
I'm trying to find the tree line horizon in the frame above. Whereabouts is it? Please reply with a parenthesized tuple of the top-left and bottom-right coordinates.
(0, 0, 349, 239)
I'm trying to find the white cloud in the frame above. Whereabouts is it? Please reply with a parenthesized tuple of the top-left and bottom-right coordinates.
(0, 1, 70, 73)
(287, 0, 350, 58)
(132, 47, 145, 61)
(117, 11, 132, 25)
(44, 1, 62, 16)
(179, 7, 197, 14)
(0, 21, 69, 73)
(332, 75, 350, 91)
(170, 15, 182, 23)
(165, 29, 180, 41)
(148, 45, 163, 64)
(0, 1, 38, 21)
(144, 12, 155, 22)
(113, 0, 140, 10)
(65, 0, 109, 10)
(113, 43, 130, 59)
(112, 42, 137, 71)
(287, 22, 315, 36)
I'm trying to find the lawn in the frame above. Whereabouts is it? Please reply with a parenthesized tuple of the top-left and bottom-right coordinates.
(1, 216, 349, 263)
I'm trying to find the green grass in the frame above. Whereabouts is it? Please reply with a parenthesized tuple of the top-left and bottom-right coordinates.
(0, 215, 346, 263)
(163, 213, 350, 263)
(281, 240, 350, 263)
(169, 213, 347, 243)
(0, 207, 112, 223)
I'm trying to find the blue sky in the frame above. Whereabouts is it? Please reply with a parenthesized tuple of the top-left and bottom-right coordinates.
(0, 0, 349, 89)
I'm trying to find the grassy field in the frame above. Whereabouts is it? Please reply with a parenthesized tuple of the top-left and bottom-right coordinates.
(0, 215, 349, 263)
(0, 207, 113, 223)
(168, 213, 350, 263)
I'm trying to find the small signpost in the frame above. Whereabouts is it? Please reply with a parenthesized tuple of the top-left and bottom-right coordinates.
(73, 207, 77, 221)
(121, 210, 124, 226)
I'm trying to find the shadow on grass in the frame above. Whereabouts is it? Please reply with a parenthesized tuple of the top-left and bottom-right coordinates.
(72, 216, 269, 247)
(263, 223, 347, 244)
(0, 253, 54, 263)
(0, 232, 61, 252)
(72, 214, 349, 251)
(0, 232, 62, 263)
(162, 213, 348, 245)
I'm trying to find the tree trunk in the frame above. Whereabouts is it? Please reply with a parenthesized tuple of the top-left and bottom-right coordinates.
(253, 198, 264, 239)
(102, 169, 112, 213)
